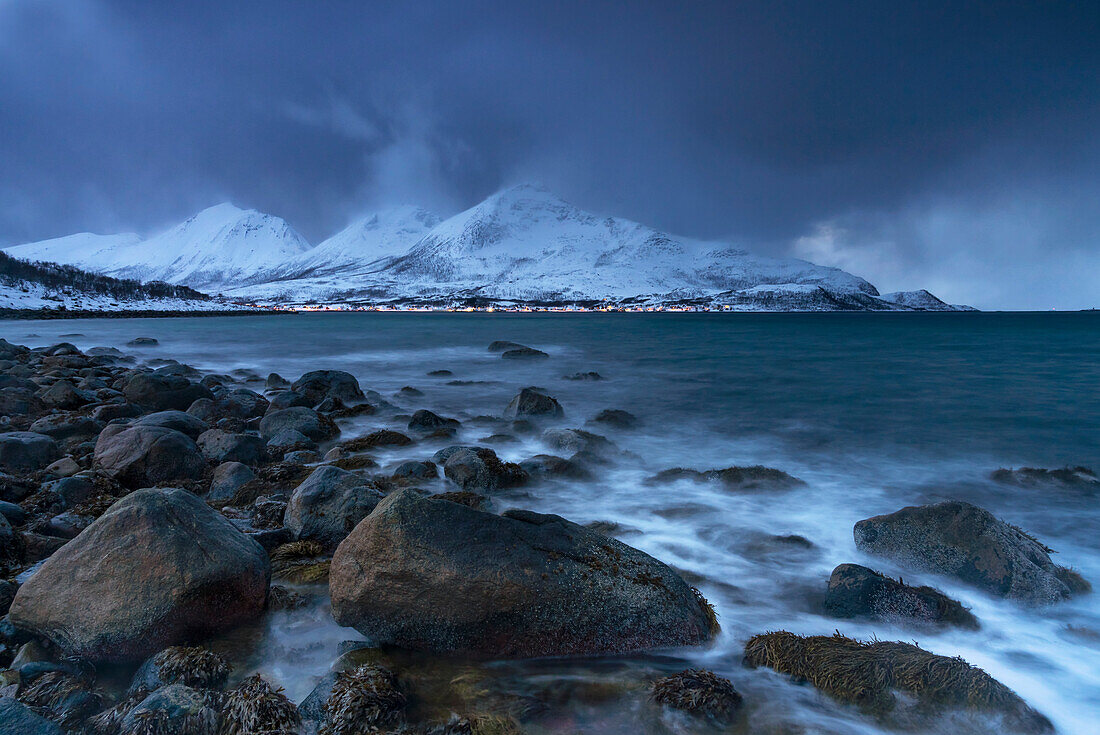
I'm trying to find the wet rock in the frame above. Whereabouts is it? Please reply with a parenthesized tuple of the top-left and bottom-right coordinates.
(341, 430, 413, 450)
(824, 563, 979, 629)
(284, 466, 385, 549)
(292, 370, 365, 407)
(429, 491, 490, 510)
(122, 372, 213, 412)
(266, 429, 318, 454)
(0, 696, 64, 735)
(0, 432, 60, 471)
(743, 631, 1052, 733)
(129, 645, 231, 694)
(407, 409, 460, 434)
(259, 407, 339, 443)
(652, 669, 742, 723)
(35, 381, 91, 410)
(519, 453, 592, 480)
(266, 372, 290, 390)
(541, 427, 617, 458)
(564, 371, 604, 381)
(502, 347, 549, 360)
(397, 386, 423, 398)
(9, 488, 269, 662)
(0, 500, 24, 526)
(443, 447, 528, 492)
(488, 340, 528, 352)
(120, 684, 218, 734)
(266, 389, 313, 412)
(127, 337, 159, 346)
(392, 460, 438, 481)
(590, 408, 638, 429)
(28, 415, 101, 443)
(270, 540, 330, 584)
(330, 489, 717, 657)
(206, 462, 256, 502)
(503, 387, 563, 419)
(312, 664, 405, 733)
(91, 402, 142, 422)
(991, 466, 1099, 491)
(854, 501, 1089, 603)
(196, 429, 264, 465)
(647, 465, 804, 491)
(427, 369, 453, 377)
(0, 387, 43, 416)
(43, 457, 80, 477)
(43, 511, 92, 539)
(93, 425, 205, 487)
(50, 476, 96, 509)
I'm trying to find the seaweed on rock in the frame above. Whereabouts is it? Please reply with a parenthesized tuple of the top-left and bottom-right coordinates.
(320, 664, 406, 735)
(17, 669, 104, 729)
(151, 646, 231, 690)
(270, 540, 331, 583)
(651, 669, 742, 722)
(220, 674, 300, 735)
(743, 631, 1052, 733)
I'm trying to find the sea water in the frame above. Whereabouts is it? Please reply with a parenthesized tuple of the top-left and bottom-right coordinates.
(8, 312, 1100, 734)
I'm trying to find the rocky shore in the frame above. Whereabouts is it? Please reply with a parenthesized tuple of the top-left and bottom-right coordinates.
(0, 336, 1087, 734)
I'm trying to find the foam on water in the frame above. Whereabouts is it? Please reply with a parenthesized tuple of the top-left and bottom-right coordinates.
(8, 312, 1100, 734)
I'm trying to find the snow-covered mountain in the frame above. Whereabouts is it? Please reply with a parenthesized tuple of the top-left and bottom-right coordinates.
(6, 203, 311, 291)
(283, 205, 440, 279)
(880, 290, 976, 312)
(3, 186, 972, 310)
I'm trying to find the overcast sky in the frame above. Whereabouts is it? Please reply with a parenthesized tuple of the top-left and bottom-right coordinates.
(1, 0, 1098, 309)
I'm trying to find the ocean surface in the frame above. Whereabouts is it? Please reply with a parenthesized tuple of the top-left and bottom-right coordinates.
(7, 312, 1100, 734)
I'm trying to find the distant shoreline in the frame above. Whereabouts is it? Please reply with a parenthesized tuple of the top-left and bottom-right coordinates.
(0, 308, 294, 320)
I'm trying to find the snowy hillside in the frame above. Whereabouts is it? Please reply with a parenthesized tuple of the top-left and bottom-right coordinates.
(6, 203, 311, 291)
(0, 249, 242, 312)
(881, 290, 976, 311)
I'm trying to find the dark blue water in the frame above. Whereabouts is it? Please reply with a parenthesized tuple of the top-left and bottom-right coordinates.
(6, 312, 1100, 734)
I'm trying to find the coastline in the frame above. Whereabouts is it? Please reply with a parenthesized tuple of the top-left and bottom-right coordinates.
(0, 308, 294, 320)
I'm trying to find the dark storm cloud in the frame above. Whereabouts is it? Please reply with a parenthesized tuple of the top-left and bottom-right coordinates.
(1, 0, 1098, 307)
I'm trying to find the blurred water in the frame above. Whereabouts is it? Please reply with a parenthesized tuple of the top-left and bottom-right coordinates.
(6, 312, 1100, 734)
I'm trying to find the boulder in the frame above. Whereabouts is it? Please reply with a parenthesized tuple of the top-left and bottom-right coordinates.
(93, 426, 206, 487)
(647, 465, 804, 491)
(28, 415, 101, 442)
(443, 447, 528, 492)
(44, 457, 81, 477)
(122, 373, 212, 412)
(127, 337, 158, 346)
(291, 370, 365, 406)
(266, 373, 290, 389)
(36, 380, 92, 410)
(0, 697, 63, 735)
(259, 407, 339, 443)
(0, 387, 43, 416)
(120, 684, 218, 733)
(392, 460, 438, 481)
(502, 347, 549, 360)
(487, 340, 528, 352)
(206, 462, 256, 502)
(266, 429, 318, 454)
(519, 453, 591, 480)
(265, 389, 313, 412)
(0, 432, 60, 471)
(824, 563, 978, 629)
(91, 402, 142, 422)
(196, 429, 264, 465)
(541, 428, 616, 458)
(407, 409, 460, 433)
(503, 388, 563, 419)
(284, 466, 385, 549)
(132, 410, 209, 439)
(8, 488, 269, 662)
(854, 501, 1089, 603)
(590, 409, 638, 429)
(329, 489, 716, 657)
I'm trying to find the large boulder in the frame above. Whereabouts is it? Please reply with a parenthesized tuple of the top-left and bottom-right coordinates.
(8, 488, 269, 662)
(0, 432, 60, 471)
(291, 370, 365, 406)
(132, 410, 209, 439)
(28, 415, 102, 442)
(122, 373, 213, 412)
(36, 380, 91, 410)
(260, 407, 339, 443)
(284, 466, 385, 549)
(93, 426, 206, 487)
(196, 429, 264, 465)
(503, 388, 563, 419)
(206, 461, 256, 502)
(854, 501, 1089, 603)
(330, 489, 716, 657)
(443, 447, 528, 492)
